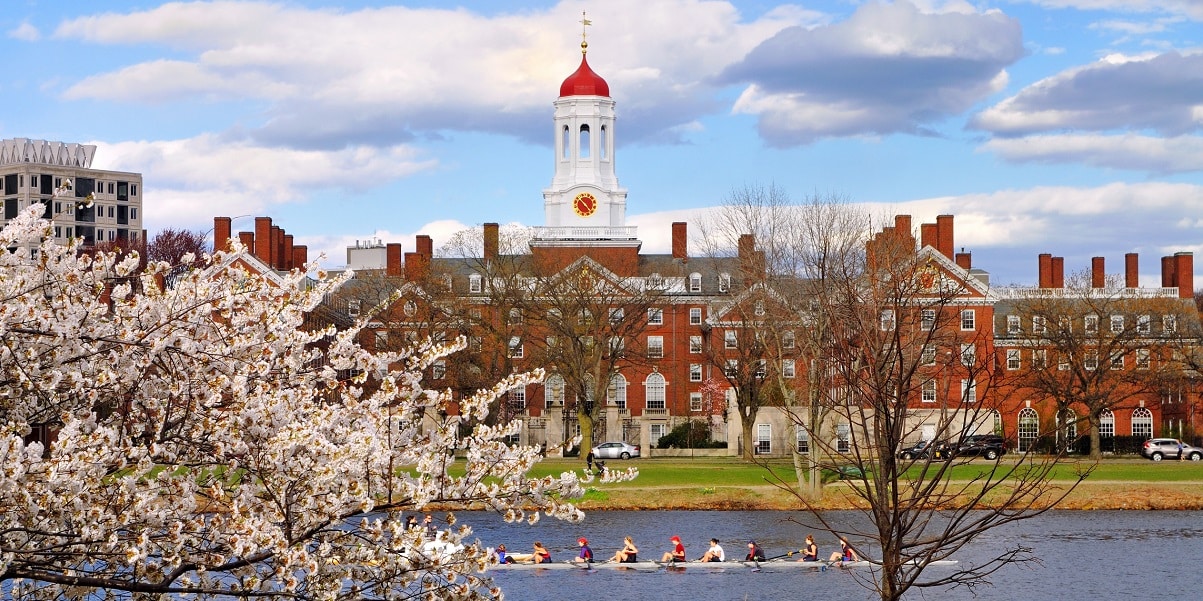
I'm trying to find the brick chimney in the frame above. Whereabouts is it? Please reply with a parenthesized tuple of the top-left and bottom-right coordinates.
(271, 225, 283, 269)
(1125, 253, 1139, 288)
(1172, 252, 1194, 299)
(239, 231, 255, 251)
(282, 234, 294, 270)
(292, 245, 308, 267)
(1038, 254, 1052, 288)
(214, 216, 232, 252)
(738, 234, 763, 281)
(936, 215, 954, 259)
(254, 217, 272, 265)
(955, 251, 972, 270)
(405, 251, 430, 281)
(1092, 257, 1105, 288)
(672, 222, 687, 260)
(416, 234, 433, 258)
(920, 223, 937, 249)
(386, 243, 403, 277)
(1162, 256, 1175, 288)
(1051, 257, 1064, 288)
(484, 222, 499, 263)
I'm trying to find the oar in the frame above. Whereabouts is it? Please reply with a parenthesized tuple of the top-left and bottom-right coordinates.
(761, 548, 804, 562)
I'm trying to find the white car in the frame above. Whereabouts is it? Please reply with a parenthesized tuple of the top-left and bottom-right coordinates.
(591, 441, 640, 459)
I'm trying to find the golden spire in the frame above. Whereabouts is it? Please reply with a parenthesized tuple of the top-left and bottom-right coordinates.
(580, 10, 592, 54)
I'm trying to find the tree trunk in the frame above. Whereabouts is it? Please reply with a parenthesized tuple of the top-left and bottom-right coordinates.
(741, 413, 756, 460)
(1088, 412, 1102, 461)
(578, 407, 595, 460)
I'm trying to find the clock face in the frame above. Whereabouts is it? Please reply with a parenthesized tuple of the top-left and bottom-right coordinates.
(573, 192, 598, 217)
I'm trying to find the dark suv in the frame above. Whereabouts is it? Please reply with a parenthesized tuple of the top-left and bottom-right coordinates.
(897, 440, 952, 460)
(956, 434, 1006, 460)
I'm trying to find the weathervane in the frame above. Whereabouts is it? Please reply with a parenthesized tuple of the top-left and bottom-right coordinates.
(580, 10, 592, 54)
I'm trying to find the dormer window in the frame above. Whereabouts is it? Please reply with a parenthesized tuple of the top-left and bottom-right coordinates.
(718, 273, 731, 292)
(649, 273, 663, 288)
(469, 274, 482, 293)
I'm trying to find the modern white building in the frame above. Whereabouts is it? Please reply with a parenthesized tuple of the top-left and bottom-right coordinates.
(0, 138, 144, 248)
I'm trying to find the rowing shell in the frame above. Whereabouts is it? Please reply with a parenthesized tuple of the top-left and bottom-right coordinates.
(739, 559, 959, 570)
(489, 559, 959, 571)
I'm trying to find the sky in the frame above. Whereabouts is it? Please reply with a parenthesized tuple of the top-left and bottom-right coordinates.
(4, 0, 1203, 287)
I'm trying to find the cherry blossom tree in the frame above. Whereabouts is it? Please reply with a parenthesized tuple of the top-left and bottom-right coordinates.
(0, 206, 625, 600)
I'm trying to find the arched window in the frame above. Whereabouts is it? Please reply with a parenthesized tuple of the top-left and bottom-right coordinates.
(1017, 407, 1039, 452)
(1132, 407, 1153, 438)
(579, 124, 591, 159)
(689, 272, 702, 292)
(645, 373, 666, 410)
(562, 125, 570, 159)
(1099, 409, 1115, 437)
(607, 374, 627, 409)
(600, 125, 607, 159)
(545, 375, 565, 407)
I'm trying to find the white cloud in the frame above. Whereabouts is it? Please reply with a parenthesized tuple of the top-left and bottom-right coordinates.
(53, 0, 814, 149)
(92, 135, 437, 233)
(1018, 0, 1203, 21)
(982, 133, 1203, 173)
(8, 21, 40, 41)
(971, 50, 1203, 137)
(720, 0, 1023, 145)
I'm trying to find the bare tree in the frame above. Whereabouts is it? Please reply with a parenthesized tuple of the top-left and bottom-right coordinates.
(147, 227, 210, 266)
(784, 217, 1083, 601)
(998, 271, 1196, 458)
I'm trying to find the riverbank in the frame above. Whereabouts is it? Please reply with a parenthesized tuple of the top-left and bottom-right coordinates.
(531, 457, 1203, 511)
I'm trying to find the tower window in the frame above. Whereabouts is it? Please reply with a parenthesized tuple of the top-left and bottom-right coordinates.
(600, 125, 607, 160)
(579, 124, 590, 159)
(562, 125, 570, 159)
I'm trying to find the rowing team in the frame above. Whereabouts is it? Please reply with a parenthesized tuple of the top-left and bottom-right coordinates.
(493, 535, 859, 565)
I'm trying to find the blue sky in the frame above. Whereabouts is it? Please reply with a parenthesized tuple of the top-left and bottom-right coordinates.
(4, 0, 1203, 286)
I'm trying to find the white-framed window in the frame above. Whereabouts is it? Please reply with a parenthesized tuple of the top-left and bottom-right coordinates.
(607, 375, 627, 408)
(1111, 353, 1124, 370)
(608, 307, 623, 324)
(374, 330, 388, 349)
(756, 424, 771, 454)
(546, 375, 566, 406)
(796, 428, 809, 454)
(690, 392, 703, 412)
(469, 274, 482, 293)
(754, 359, 767, 378)
(880, 309, 896, 331)
(1057, 352, 1069, 371)
(782, 330, 795, 349)
(718, 273, 731, 292)
(1132, 407, 1153, 438)
(1033, 316, 1047, 334)
(1082, 314, 1101, 334)
(648, 273, 663, 288)
(347, 299, 361, 317)
(690, 335, 702, 354)
(650, 423, 668, 447)
(725, 359, 739, 377)
(1059, 316, 1072, 333)
(1136, 348, 1151, 369)
(921, 379, 937, 403)
(961, 379, 976, 403)
(960, 343, 975, 367)
(836, 423, 851, 453)
(608, 336, 624, 356)
(1100, 409, 1115, 437)
(647, 336, 664, 358)
(648, 307, 664, 325)
(921, 345, 936, 366)
(960, 309, 975, 330)
(754, 300, 766, 316)
(921, 309, 936, 331)
(432, 360, 446, 380)
(724, 330, 738, 349)
(690, 363, 702, 382)
(1084, 350, 1098, 371)
(684, 307, 700, 325)
(509, 387, 526, 409)
(689, 273, 702, 292)
(782, 359, 796, 378)
(1137, 314, 1151, 334)
(1007, 349, 1021, 370)
(1164, 314, 1177, 334)
(1007, 315, 1021, 334)
(645, 373, 666, 409)
(509, 307, 523, 324)
(1110, 315, 1124, 333)
(1018, 407, 1039, 452)
(508, 336, 523, 358)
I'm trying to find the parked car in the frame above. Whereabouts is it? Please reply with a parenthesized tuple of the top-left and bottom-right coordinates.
(1141, 438, 1203, 461)
(956, 434, 1007, 460)
(896, 440, 951, 460)
(592, 441, 641, 460)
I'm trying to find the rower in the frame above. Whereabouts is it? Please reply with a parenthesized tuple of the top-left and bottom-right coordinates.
(661, 535, 686, 563)
(797, 535, 819, 562)
(745, 540, 765, 561)
(699, 538, 724, 562)
(829, 537, 859, 563)
(574, 537, 594, 563)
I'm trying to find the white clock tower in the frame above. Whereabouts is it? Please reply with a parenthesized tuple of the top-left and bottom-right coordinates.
(535, 31, 634, 243)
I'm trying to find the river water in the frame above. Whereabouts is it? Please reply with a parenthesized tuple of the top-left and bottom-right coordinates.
(465, 510, 1203, 600)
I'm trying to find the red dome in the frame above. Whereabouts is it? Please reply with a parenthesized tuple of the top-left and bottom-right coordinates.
(559, 54, 609, 97)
